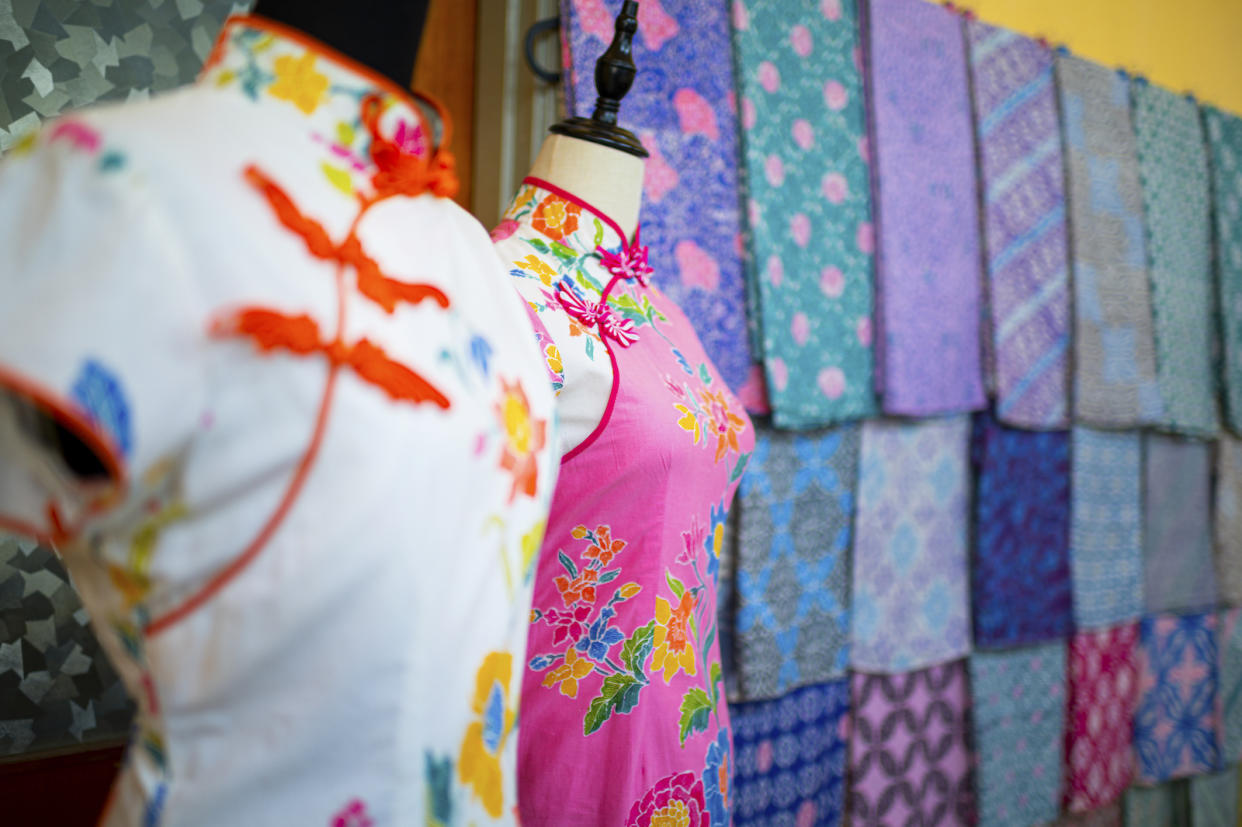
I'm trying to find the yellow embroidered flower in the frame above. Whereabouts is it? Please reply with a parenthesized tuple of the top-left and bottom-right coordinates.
(542, 648, 595, 698)
(496, 379, 547, 502)
(458, 652, 515, 818)
(674, 404, 702, 444)
(544, 343, 563, 374)
(515, 254, 558, 286)
(651, 592, 699, 683)
(269, 52, 329, 115)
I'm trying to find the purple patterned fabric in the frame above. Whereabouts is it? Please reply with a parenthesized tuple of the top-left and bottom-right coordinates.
(966, 21, 1070, 429)
(970, 411, 1072, 648)
(864, 0, 985, 416)
(560, 0, 753, 395)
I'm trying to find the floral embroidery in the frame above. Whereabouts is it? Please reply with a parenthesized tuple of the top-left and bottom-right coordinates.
(653, 592, 699, 682)
(458, 652, 515, 818)
(598, 229, 654, 287)
(531, 193, 582, 241)
(668, 377, 748, 465)
(514, 254, 558, 286)
(555, 281, 639, 348)
(543, 648, 595, 698)
(626, 771, 710, 827)
(330, 798, 373, 827)
(701, 729, 731, 825)
(495, 379, 547, 502)
(701, 389, 746, 463)
(580, 524, 626, 565)
(269, 51, 329, 115)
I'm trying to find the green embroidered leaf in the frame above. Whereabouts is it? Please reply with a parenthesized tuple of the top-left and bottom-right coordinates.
(576, 266, 604, 293)
(594, 218, 605, 247)
(729, 453, 751, 483)
(557, 549, 578, 578)
(584, 673, 640, 735)
(666, 572, 686, 599)
(613, 295, 641, 311)
(320, 162, 354, 196)
(621, 621, 656, 676)
(551, 242, 577, 262)
(709, 661, 723, 705)
(585, 336, 596, 361)
(336, 121, 356, 147)
(704, 626, 716, 659)
(699, 363, 712, 386)
(528, 238, 550, 254)
(678, 688, 713, 745)
(598, 568, 621, 584)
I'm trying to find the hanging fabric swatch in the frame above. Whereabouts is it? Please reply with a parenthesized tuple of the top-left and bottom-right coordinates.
(1218, 608, 1242, 765)
(731, 680, 849, 826)
(1217, 437, 1242, 606)
(1064, 623, 1139, 813)
(851, 416, 971, 673)
(1132, 82, 1218, 436)
(864, 0, 985, 416)
(966, 22, 1070, 429)
(969, 642, 1066, 827)
(560, 0, 752, 394)
(731, 0, 877, 427)
(1143, 434, 1216, 613)
(1124, 783, 1190, 827)
(1050, 804, 1123, 827)
(1204, 106, 1242, 435)
(1190, 771, 1239, 827)
(1056, 55, 1162, 427)
(970, 412, 1072, 648)
(732, 423, 858, 701)
(848, 661, 976, 826)
(1069, 428, 1144, 630)
(1135, 611, 1221, 783)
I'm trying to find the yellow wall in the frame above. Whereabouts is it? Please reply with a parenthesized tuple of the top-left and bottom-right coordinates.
(961, 0, 1242, 115)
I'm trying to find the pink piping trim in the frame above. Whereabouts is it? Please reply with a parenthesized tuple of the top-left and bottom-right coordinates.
(522, 176, 633, 251)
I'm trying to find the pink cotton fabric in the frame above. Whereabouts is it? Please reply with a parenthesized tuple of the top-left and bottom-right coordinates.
(1064, 624, 1139, 812)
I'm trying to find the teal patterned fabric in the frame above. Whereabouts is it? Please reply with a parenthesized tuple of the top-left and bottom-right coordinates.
(1189, 769, 1238, 827)
(969, 642, 1066, 827)
(732, 0, 876, 427)
(1204, 105, 1242, 435)
(1219, 608, 1242, 765)
(1132, 82, 1218, 436)
(1125, 782, 1190, 827)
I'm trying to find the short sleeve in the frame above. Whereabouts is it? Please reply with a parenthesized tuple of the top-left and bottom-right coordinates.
(0, 126, 210, 540)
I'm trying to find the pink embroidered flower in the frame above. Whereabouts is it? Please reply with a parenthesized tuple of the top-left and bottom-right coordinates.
(769, 357, 789, 391)
(821, 171, 848, 204)
(626, 771, 709, 827)
(641, 133, 679, 202)
(49, 120, 101, 153)
(490, 219, 520, 242)
(741, 96, 757, 130)
(818, 367, 846, 399)
(766, 255, 784, 288)
(673, 88, 720, 141)
(544, 605, 592, 646)
(792, 119, 814, 150)
(790, 213, 811, 247)
(822, 0, 843, 20)
(678, 514, 707, 565)
(675, 240, 720, 291)
(637, 0, 680, 51)
(764, 154, 785, 187)
(758, 61, 781, 93)
(331, 798, 373, 827)
(790, 24, 813, 57)
(598, 231, 655, 286)
(732, 0, 750, 31)
(824, 80, 848, 111)
(820, 266, 845, 297)
(791, 312, 810, 346)
(857, 221, 875, 253)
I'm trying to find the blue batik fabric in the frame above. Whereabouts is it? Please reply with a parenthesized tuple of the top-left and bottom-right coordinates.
(1135, 611, 1221, 783)
(970, 411, 1072, 648)
(731, 0, 877, 427)
(733, 422, 859, 701)
(969, 642, 1067, 827)
(731, 679, 849, 827)
(1069, 428, 1144, 630)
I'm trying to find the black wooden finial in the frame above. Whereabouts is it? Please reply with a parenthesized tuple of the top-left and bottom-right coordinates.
(549, 1, 649, 158)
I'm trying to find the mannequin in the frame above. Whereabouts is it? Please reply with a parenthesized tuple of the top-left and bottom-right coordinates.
(251, 0, 430, 88)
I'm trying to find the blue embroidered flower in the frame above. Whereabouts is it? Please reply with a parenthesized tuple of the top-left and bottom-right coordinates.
(576, 606, 624, 661)
(702, 728, 731, 825)
(481, 679, 506, 754)
(470, 335, 493, 377)
(70, 359, 132, 457)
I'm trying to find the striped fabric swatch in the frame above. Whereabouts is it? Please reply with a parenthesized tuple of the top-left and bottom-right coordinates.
(1204, 105, 1242, 435)
(1056, 55, 1162, 427)
(865, 0, 985, 416)
(1132, 82, 1218, 436)
(966, 21, 1070, 429)
(732, 0, 878, 427)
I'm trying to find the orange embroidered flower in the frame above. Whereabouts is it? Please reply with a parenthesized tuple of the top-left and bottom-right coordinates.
(531, 194, 582, 241)
(699, 388, 747, 463)
(496, 379, 547, 502)
(554, 568, 599, 606)
(541, 648, 595, 698)
(651, 591, 699, 683)
(269, 52, 329, 115)
(582, 525, 627, 565)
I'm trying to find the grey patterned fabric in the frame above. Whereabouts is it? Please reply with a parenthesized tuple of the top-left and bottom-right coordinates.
(731, 422, 859, 702)
(1132, 82, 1218, 436)
(0, 0, 250, 757)
(1056, 55, 1161, 427)
(1217, 436, 1242, 607)
(1143, 434, 1216, 613)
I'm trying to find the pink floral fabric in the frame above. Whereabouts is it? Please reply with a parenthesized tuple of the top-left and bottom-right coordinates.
(1064, 624, 1139, 812)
